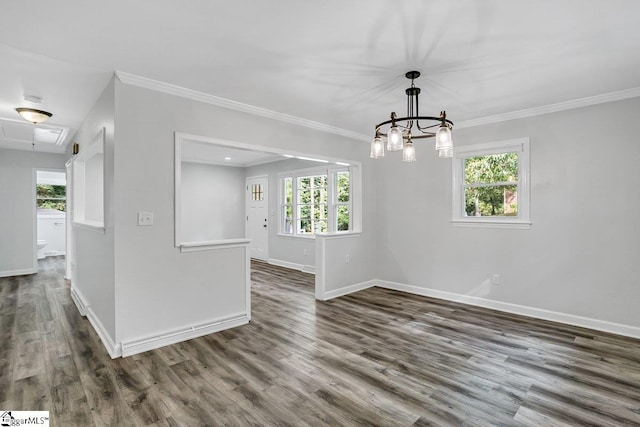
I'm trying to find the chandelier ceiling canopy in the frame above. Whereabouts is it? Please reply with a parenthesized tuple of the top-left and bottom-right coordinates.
(371, 71, 454, 162)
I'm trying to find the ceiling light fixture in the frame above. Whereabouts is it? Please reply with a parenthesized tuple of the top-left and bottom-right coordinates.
(16, 108, 53, 125)
(371, 71, 454, 162)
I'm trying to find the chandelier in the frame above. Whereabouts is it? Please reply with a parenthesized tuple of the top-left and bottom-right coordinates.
(370, 71, 454, 162)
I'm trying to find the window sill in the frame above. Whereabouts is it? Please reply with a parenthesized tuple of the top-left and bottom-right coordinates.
(277, 231, 361, 239)
(316, 231, 362, 239)
(451, 219, 531, 229)
(277, 233, 315, 240)
(179, 238, 251, 252)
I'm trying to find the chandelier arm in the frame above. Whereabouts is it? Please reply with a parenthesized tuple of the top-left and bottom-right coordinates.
(375, 116, 453, 131)
(416, 122, 442, 131)
(375, 132, 436, 140)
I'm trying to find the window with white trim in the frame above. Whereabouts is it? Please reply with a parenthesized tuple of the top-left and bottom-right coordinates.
(280, 166, 352, 236)
(452, 138, 530, 228)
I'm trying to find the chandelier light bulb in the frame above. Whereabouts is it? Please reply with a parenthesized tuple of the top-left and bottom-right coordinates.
(402, 141, 416, 162)
(387, 126, 404, 151)
(370, 136, 385, 159)
(435, 124, 453, 151)
(438, 147, 453, 158)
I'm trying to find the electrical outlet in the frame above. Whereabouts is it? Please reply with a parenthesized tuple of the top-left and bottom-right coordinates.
(345, 254, 350, 263)
(303, 248, 308, 256)
(138, 211, 154, 226)
(492, 274, 500, 285)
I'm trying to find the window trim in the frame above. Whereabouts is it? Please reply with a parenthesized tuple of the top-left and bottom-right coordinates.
(278, 165, 355, 237)
(452, 137, 531, 229)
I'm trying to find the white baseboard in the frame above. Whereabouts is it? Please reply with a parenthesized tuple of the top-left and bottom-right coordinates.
(72, 287, 249, 358)
(0, 268, 37, 278)
(44, 251, 66, 257)
(70, 287, 87, 316)
(320, 280, 375, 301)
(120, 313, 249, 357)
(268, 258, 315, 275)
(302, 265, 316, 275)
(70, 286, 121, 358)
(87, 307, 121, 358)
(376, 280, 640, 339)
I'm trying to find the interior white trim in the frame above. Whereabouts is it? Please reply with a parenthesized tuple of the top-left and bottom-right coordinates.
(120, 313, 249, 357)
(453, 137, 530, 227)
(0, 268, 37, 278)
(375, 280, 640, 339)
(267, 258, 315, 275)
(70, 287, 87, 316)
(311, 276, 640, 339)
(117, 71, 369, 142)
(180, 239, 251, 252)
(86, 307, 121, 358)
(117, 71, 640, 141)
(450, 220, 531, 229)
(319, 280, 375, 301)
(70, 286, 121, 358)
(456, 86, 640, 129)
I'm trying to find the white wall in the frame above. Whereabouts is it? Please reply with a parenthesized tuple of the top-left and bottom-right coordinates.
(316, 233, 375, 300)
(181, 161, 245, 241)
(112, 79, 376, 347)
(37, 212, 66, 256)
(375, 96, 640, 331)
(71, 77, 116, 346)
(0, 148, 66, 276)
(83, 153, 104, 223)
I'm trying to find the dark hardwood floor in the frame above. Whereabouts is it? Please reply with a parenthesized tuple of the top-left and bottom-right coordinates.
(1, 256, 640, 426)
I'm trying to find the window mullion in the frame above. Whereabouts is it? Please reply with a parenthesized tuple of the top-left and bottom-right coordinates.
(327, 171, 335, 233)
(293, 177, 299, 235)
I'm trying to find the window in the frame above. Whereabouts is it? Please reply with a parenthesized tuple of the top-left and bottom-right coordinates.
(336, 171, 350, 231)
(251, 183, 264, 201)
(280, 166, 352, 236)
(37, 184, 66, 212)
(452, 138, 530, 228)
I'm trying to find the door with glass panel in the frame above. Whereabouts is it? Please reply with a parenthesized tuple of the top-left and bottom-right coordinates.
(246, 176, 269, 261)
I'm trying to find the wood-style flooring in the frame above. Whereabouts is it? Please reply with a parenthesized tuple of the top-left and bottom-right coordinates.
(1, 256, 640, 426)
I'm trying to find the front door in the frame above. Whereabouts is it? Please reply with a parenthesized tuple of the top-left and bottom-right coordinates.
(246, 176, 269, 261)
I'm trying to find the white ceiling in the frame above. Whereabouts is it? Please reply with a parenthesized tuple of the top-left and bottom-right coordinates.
(1, 1, 640, 153)
(182, 140, 285, 168)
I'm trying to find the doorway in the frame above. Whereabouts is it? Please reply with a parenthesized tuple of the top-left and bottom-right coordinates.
(35, 169, 67, 268)
(246, 175, 269, 261)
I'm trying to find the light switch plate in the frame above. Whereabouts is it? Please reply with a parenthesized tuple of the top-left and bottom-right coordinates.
(138, 211, 154, 226)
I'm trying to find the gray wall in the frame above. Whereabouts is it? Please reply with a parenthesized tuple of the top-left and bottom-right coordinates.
(0, 148, 66, 276)
(72, 77, 116, 342)
(375, 96, 640, 328)
(181, 162, 245, 241)
(112, 79, 376, 344)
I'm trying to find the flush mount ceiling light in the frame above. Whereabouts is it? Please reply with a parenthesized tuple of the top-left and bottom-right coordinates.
(371, 71, 454, 162)
(15, 107, 53, 124)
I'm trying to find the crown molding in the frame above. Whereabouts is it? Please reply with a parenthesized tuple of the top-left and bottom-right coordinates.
(116, 71, 640, 138)
(115, 71, 370, 142)
(456, 86, 640, 129)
